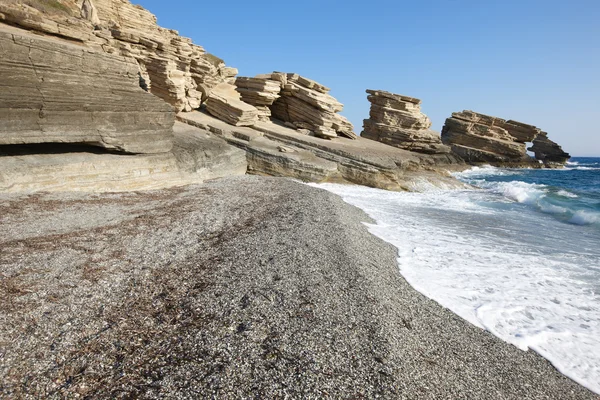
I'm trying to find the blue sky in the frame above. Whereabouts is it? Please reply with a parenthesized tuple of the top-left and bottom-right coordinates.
(136, 0, 599, 156)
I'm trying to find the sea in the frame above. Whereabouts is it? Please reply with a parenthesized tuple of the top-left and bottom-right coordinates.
(312, 157, 600, 394)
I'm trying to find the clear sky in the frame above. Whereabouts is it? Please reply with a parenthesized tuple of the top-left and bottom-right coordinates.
(136, 0, 599, 156)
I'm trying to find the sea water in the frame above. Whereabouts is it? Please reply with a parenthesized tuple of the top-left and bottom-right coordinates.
(311, 157, 600, 394)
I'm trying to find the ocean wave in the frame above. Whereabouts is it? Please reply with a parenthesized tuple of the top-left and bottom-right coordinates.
(569, 210, 600, 226)
(453, 165, 521, 179)
(483, 181, 548, 205)
(557, 190, 578, 198)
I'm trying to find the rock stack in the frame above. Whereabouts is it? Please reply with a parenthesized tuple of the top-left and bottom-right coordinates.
(235, 76, 282, 121)
(270, 73, 356, 139)
(528, 133, 571, 166)
(441, 111, 541, 164)
(205, 84, 259, 127)
(361, 90, 449, 154)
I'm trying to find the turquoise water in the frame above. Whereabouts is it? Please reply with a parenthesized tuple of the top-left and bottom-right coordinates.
(313, 157, 600, 394)
(456, 157, 600, 228)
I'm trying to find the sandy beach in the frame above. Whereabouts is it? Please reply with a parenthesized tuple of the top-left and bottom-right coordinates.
(0, 176, 595, 399)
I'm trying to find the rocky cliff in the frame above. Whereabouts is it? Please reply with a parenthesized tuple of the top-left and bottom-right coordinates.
(361, 90, 449, 154)
(441, 110, 569, 166)
(0, 25, 173, 154)
(0, 0, 463, 193)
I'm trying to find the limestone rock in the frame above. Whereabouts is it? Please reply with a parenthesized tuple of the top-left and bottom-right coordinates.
(0, 122, 247, 192)
(270, 73, 357, 140)
(528, 132, 571, 166)
(235, 76, 281, 121)
(362, 90, 449, 154)
(206, 84, 259, 127)
(80, 0, 100, 26)
(177, 111, 463, 191)
(441, 110, 535, 164)
(0, 26, 174, 154)
(0, 0, 238, 112)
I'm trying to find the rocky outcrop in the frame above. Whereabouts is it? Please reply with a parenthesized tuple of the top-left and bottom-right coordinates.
(0, 0, 238, 112)
(235, 76, 282, 121)
(177, 111, 465, 191)
(361, 90, 449, 154)
(0, 25, 174, 154)
(270, 73, 357, 140)
(0, 122, 247, 192)
(528, 133, 571, 166)
(441, 111, 538, 164)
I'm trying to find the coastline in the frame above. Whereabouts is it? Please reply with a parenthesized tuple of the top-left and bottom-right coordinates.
(0, 176, 595, 398)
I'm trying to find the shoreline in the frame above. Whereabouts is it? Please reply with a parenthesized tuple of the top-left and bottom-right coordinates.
(0, 176, 595, 398)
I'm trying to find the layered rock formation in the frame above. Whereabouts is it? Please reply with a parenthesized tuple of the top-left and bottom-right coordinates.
(0, 25, 174, 154)
(528, 133, 571, 166)
(361, 90, 449, 154)
(270, 73, 357, 140)
(441, 111, 541, 164)
(0, 122, 247, 192)
(0, 0, 238, 112)
(205, 84, 259, 127)
(178, 111, 464, 191)
(235, 76, 282, 121)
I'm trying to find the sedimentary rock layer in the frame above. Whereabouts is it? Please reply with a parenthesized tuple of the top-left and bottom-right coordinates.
(361, 90, 449, 154)
(270, 73, 357, 140)
(441, 110, 537, 164)
(0, 122, 247, 192)
(235, 76, 281, 121)
(0, 0, 238, 112)
(528, 132, 571, 166)
(0, 26, 174, 154)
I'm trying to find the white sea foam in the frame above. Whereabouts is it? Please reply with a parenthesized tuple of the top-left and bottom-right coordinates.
(311, 182, 600, 394)
(570, 210, 600, 225)
(557, 189, 579, 198)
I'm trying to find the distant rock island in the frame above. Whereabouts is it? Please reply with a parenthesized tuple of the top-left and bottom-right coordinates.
(0, 0, 570, 192)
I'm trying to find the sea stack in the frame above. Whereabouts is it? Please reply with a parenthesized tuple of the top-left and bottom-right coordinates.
(361, 90, 449, 154)
(441, 111, 539, 164)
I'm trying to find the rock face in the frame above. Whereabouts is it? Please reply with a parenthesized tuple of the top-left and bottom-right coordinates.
(528, 133, 571, 166)
(0, 122, 247, 192)
(0, 0, 238, 112)
(235, 76, 282, 121)
(270, 73, 357, 140)
(0, 26, 174, 154)
(361, 90, 449, 154)
(441, 110, 540, 164)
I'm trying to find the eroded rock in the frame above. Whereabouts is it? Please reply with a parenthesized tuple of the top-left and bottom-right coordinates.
(0, 26, 174, 154)
(270, 73, 357, 140)
(361, 90, 449, 154)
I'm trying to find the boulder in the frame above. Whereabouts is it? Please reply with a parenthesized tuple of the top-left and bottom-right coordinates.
(0, 26, 174, 154)
(270, 73, 357, 140)
(362, 90, 450, 154)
